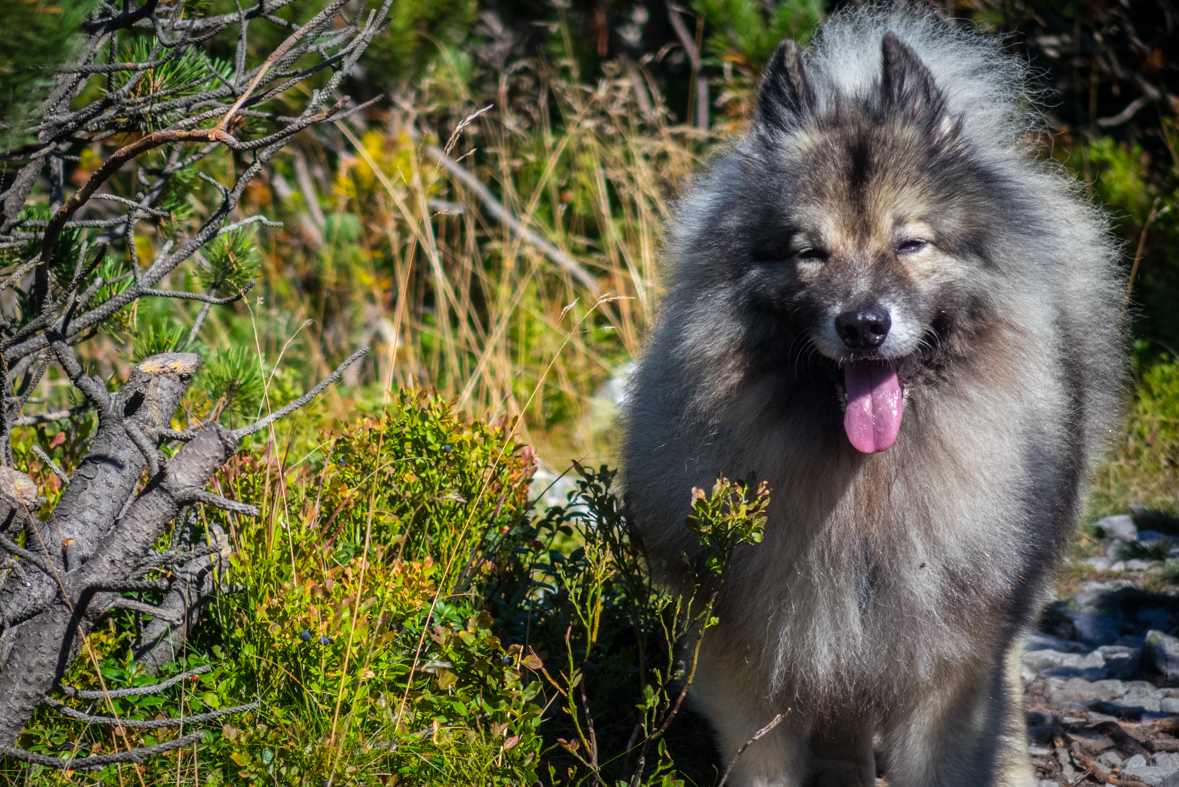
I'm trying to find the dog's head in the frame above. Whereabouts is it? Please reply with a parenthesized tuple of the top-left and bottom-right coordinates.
(687, 32, 1018, 453)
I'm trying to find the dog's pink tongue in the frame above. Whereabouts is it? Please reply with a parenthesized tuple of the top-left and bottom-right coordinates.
(843, 362, 903, 453)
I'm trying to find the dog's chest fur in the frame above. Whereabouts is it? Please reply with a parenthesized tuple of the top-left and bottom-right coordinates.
(703, 364, 1055, 711)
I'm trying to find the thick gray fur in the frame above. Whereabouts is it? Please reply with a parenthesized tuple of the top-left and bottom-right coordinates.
(621, 7, 1126, 787)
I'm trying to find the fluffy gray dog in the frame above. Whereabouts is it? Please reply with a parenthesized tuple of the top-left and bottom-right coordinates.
(621, 8, 1126, 787)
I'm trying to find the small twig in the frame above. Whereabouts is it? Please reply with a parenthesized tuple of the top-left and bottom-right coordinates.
(216, 0, 350, 131)
(138, 543, 220, 569)
(667, 4, 708, 131)
(123, 420, 162, 478)
(1124, 197, 1170, 310)
(0, 532, 54, 577)
(183, 489, 259, 517)
(32, 446, 68, 484)
(233, 347, 368, 438)
(12, 405, 90, 427)
(142, 284, 252, 304)
(716, 713, 787, 787)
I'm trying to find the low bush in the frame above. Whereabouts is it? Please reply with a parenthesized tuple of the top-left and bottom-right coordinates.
(6, 393, 768, 786)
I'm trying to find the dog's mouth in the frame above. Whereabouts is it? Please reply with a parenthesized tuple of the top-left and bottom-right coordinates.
(835, 354, 921, 454)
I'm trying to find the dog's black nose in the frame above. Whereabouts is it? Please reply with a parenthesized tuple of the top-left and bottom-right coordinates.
(835, 309, 891, 349)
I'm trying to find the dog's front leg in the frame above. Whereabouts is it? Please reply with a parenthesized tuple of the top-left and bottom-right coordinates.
(878, 643, 1035, 787)
(691, 642, 810, 787)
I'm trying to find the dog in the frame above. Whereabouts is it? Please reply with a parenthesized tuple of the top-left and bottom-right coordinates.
(621, 8, 1125, 787)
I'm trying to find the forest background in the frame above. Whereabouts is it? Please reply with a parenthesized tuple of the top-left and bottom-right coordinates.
(0, 0, 1176, 784)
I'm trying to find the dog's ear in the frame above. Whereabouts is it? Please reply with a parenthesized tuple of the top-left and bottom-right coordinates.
(757, 39, 815, 132)
(880, 31, 955, 142)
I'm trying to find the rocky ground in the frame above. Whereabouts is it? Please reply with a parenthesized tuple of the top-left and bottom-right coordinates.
(1022, 513, 1179, 786)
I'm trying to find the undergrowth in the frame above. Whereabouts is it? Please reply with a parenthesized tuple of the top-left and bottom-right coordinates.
(4, 393, 768, 786)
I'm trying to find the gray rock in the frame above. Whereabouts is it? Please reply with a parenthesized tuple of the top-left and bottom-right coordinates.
(1095, 515, 1138, 541)
(1127, 558, 1157, 571)
(1153, 753, 1179, 770)
(1111, 560, 1128, 571)
(1056, 748, 1077, 782)
(1099, 645, 1142, 659)
(1106, 652, 1140, 680)
(1162, 697, 1179, 714)
(1084, 556, 1113, 571)
(1068, 612, 1122, 643)
(1097, 751, 1123, 770)
(1123, 751, 1179, 785)
(1028, 745, 1052, 756)
(1037, 781, 1059, 787)
(1144, 629, 1179, 685)
(1121, 685, 1163, 712)
(1048, 677, 1122, 706)
(1023, 649, 1082, 674)
(1025, 632, 1087, 653)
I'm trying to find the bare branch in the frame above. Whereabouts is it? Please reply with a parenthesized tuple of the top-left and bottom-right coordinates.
(57, 664, 213, 699)
(31, 446, 68, 484)
(142, 284, 253, 304)
(234, 347, 368, 438)
(0, 532, 54, 577)
(183, 489, 259, 517)
(13, 405, 91, 427)
(0, 731, 205, 770)
(44, 697, 258, 728)
(716, 713, 787, 787)
(105, 598, 182, 624)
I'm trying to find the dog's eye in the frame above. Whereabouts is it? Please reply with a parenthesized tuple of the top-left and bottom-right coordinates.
(796, 247, 828, 261)
(895, 239, 928, 255)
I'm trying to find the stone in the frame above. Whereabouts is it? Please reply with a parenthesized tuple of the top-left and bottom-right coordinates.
(1069, 612, 1122, 643)
(1056, 748, 1076, 782)
(1047, 677, 1122, 706)
(1097, 751, 1123, 770)
(1153, 753, 1179, 770)
(1095, 515, 1138, 541)
(1128, 559, 1156, 571)
(1121, 685, 1163, 712)
(1123, 752, 1179, 785)
(1111, 560, 1128, 571)
(1106, 652, 1140, 679)
(1084, 556, 1112, 571)
(1144, 630, 1179, 685)
(1162, 697, 1179, 714)
(1023, 649, 1081, 674)
(1025, 631, 1087, 653)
